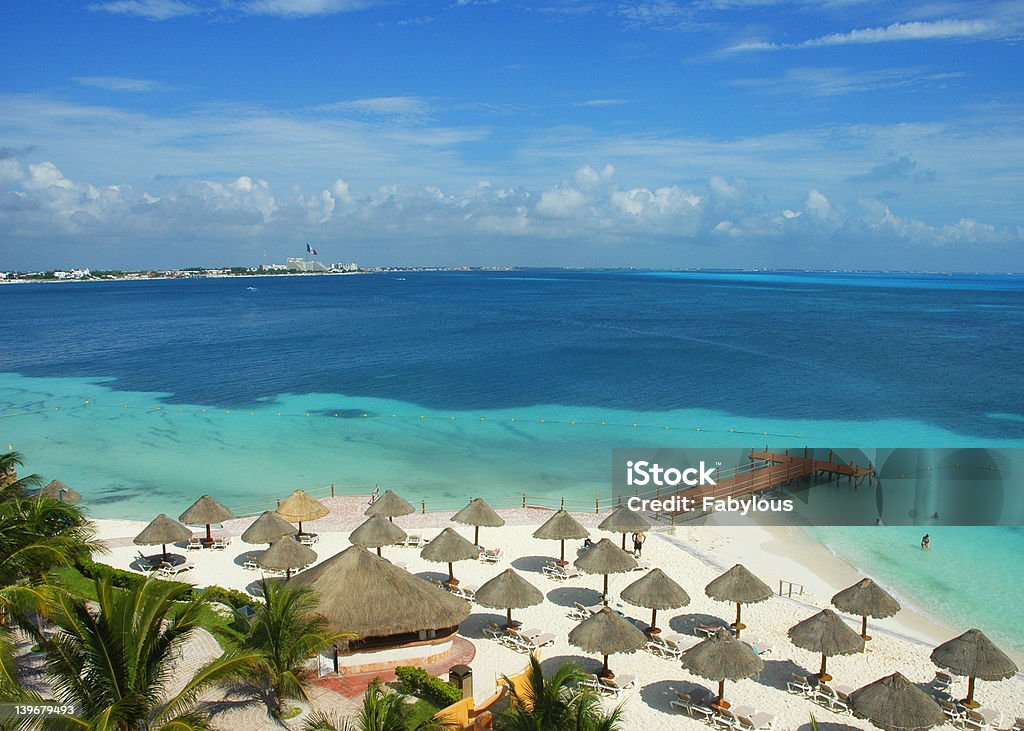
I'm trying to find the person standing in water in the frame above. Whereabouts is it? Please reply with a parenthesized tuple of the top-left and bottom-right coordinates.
(921, 534, 930, 550)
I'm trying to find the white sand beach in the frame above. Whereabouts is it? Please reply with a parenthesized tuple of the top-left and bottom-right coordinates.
(93, 502, 1024, 730)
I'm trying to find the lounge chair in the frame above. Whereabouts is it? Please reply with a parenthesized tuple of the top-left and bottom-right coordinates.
(430, 578, 447, 590)
(299, 533, 318, 546)
(695, 623, 727, 638)
(670, 692, 714, 722)
(813, 683, 849, 712)
(578, 674, 602, 691)
(647, 635, 683, 660)
(157, 561, 195, 577)
(933, 671, 955, 693)
(134, 552, 159, 572)
(1011, 718, 1024, 731)
(242, 559, 260, 571)
(595, 674, 635, 697)
(483, 622, 506, 641)
(735, 715, 758, 731)
(505, 629, 555, 652)
(450, 583, 478, 601)
(212, 536, 231, 549)
(939, 699, 966, 725)
(632, 559, 651, 571)
(750, 712, 778, 731)
(964, 710, 991, 731)
(403, 534, 424, 548)
(186, 537, 203, 551)
(479, 548, 504, 563)
(713, 708, 739, 730)
(542, 562, 580, 581)
(787, 674, 816, 696)
(568, 602, 590, 621)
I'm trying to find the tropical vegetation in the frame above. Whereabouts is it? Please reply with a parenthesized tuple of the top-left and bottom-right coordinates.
(231, 577, 353, 718)
(32, 575, 257, 730)
(303, 678, 452, 731)
(496, 655, 625, 731)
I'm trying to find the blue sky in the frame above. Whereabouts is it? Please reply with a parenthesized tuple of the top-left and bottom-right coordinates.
(1, 0, 1023, 270)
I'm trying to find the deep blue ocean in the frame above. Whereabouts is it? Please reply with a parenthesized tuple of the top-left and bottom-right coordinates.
(3, 270, 1023, 654)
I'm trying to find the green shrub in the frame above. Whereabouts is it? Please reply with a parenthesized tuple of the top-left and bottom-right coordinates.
(74, 558, 252, 610)
(394, 666, 463, 708)
(197, 585, 253, 610)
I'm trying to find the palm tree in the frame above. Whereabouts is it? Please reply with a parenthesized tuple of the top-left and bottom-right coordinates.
(303, 678, 451, 731)
(496, 655, 624, 731)
(0, 451, 41, 500)
(37, 575, 258, 730)
(236, 578, 353, 718)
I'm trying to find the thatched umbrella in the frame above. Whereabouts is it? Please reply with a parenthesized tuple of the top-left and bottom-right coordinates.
(451, 498, 505, 545)
(681, 627, 764, 709)
(575, 538, 638, 605)
(930, 628, 1019, 708)
(179, 495, 233, 544)
(568, 606, 646, 679)
(475, 568, 543, 628)
(421, 527, 479, 585)
(598, 505, 651, 550)
(290, 545, 470, 639)
(532, 509, 589, 565)
(364, 489, 415, 522)
(134, 513, 191, 562)
(788, 608, 863, 682)
(849, 672, 945, 731)
(350, 515, 407, 557)
(241, 510, 297, 545)
(832, 578, 901, 647)
(37, 479, 82, 504)
(704, 564, 773, 638)
(258, 536, 317, 580)
(276, 490, 329, 534)
(621, 568, 690, 634)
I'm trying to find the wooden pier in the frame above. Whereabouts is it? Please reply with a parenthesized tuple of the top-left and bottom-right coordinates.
(658, 447, 874, 519)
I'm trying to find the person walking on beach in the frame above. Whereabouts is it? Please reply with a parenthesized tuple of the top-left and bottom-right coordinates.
(921, 533, 930, 550)
(632, 531, 646, 557)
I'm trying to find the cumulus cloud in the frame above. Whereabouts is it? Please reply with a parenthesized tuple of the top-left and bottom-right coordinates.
(805, 189, 831, 217)
(536, 186, 586, 218)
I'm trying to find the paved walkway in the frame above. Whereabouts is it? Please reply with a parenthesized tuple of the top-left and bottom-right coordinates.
(311, 635, 477, 698)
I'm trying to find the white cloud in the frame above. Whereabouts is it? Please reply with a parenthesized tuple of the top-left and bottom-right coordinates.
(806, 189, 831, 217)
(74, 76, 161, 92)
(536, 187, 586, 218)
(241, 0, 377, 16)
(88, 0, 199, 20)
(574, 164, 615, 190)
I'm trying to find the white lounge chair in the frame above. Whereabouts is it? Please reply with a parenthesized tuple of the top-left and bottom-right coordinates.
(933, 671, 954, 693)
(939, 699, 966, 725)
(403, 534, 424, 548)
(542, 562, 580, 581)
(647, 635, 684, 659)
(242, 559, 260, 571)
(670, 692, 714, 722)
(964, 710, 991, 731)
(713, 708, 739, 730)
(449, 583, 477, 601)
(212, 536, 231, 549)
(505, 629, 555, 652)
(695, 623, 728, 637)
(813, 683, 848, 712)
(157, 561, 195, 577)
(299, 533, 318, 546)
(483, 622, 506, 641)
(595, 674, 635, 697)
(479, 548, 504, 563)
(186, 537, 203, 551)
(750, 712, 778, 731)
(568, 602, 590, 621)
(787, 674, 815, 696)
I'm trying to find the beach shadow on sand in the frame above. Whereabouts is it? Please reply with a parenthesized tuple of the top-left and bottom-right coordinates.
(415, 570, 452, 584)
(511, 555, 553, 573)
(460, 612, 509, 640)
(669, 613, 730, 635)
(538, 653, 604, 676)
(546, 586, 602, 608)
(640, 679, 715, 714)
(233, 551, 261, 567)
(752, 658, 811, 691)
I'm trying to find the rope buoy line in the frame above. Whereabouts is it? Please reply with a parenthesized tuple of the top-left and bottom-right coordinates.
(0, 399, 806, 438)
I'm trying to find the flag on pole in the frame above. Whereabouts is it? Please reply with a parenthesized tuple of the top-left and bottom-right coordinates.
(306, 243, 318, 256)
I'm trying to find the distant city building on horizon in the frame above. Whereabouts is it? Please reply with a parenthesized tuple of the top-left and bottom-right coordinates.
(266, 258, 359, 273)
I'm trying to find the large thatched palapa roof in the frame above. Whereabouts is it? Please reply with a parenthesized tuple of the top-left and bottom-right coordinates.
(350, 515, 407, 552)
(242, 510, 297, 545)
(276, 490, 330, 524)
(289, 545, 470, 638)
(179, 495, 233, 526)
(849, 672, 945, 731)
(37, 479, 82, 504)
(134, 514, 191, 546)
(365, 489, 416, 519)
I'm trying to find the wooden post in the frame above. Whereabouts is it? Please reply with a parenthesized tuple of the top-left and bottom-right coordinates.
(561, 496, 565, 510)
(421, 500, 426, 514)
(331, 482, 335, 498)
(595, 497, 600, 513)
(522, 494, 526, 508)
